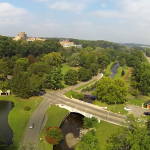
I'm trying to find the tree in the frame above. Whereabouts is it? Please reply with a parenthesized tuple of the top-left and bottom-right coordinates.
(76, 130, 98, 150)
(30, 74, 42, 95)
(11, 66, 31, 98)
(93, 77, 127, 104)
(46, 127, 63, 145)
(67, 53, 80, 67)
(43, 67, 63, 89)
(27, 55, 35, 65)
(0, 135, 7, 150)
(15, 58, 29, 71)
(78, 68, 92, 81)
(64, 69, 78, 85)
(42, 52, 62, 66)
(75, 141, 90, 150)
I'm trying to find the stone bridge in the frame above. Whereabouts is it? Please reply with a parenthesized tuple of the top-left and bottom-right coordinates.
(56, 104, 101, 123)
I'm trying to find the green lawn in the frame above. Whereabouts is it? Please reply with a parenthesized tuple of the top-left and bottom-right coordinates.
(95, 120, 123, 150)
(64, 90, 80, 98)
(0, 95, 43, 150)
(93, 100, 128, 115)
(128, 98, 146, 107)
(105, 62, 117, 76)
(75, 79, 97, 90)
(38, 105, 69, 150)
(113, 66, 130, 80)
(61, 64, 80, 75)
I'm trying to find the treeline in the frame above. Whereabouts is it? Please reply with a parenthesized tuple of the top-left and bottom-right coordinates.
(0, 36, 63, 58)
(0, 35, 148, 99)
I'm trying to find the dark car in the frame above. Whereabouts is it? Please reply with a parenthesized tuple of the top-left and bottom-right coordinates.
(144, 112, 150, 116)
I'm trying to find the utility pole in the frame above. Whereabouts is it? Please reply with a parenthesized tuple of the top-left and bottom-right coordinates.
(114, 101, 116, 113)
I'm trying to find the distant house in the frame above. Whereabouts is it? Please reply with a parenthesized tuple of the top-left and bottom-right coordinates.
(60, 39, 82, 48)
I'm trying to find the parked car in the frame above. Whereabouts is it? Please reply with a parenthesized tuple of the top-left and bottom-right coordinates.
(29, 123, 34, 129)
(144, 112, 150, 116)
(124, 107, 131, 111)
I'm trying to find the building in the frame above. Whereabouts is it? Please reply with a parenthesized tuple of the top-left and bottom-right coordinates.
(13, 32, 45, 41)
(60, 39, 82, 48)
(13, 32, 27, 41)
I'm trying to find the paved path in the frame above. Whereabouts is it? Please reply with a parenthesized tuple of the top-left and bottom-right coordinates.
(23, 73, 125, 144)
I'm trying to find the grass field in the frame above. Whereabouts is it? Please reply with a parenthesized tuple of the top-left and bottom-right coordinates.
(95, 120, 123, 149)
(75, 79, 97, 90)
(38, 105, 69, 150)
(64, 90, 81, 99)
(93, 100, 128, 115)
(113, 66, 131, 80)
(128, 98, 146, 106)
(61, 64, 80, 75)
(105, 62, 117, 76)
(0, 95, 43, 150)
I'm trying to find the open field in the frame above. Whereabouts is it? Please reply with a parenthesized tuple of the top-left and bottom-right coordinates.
(0, 95, 43, 150)
(95, 120, 123, 150)
(39, 105, 69, 150)
(61, 64, 80, 75)
(113, 66, 131, 80)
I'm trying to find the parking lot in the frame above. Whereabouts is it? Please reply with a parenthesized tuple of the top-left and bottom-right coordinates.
(125, 104, 149, 118)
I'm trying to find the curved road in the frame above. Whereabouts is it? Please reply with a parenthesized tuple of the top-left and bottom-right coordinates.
(23, 73, 126, 144)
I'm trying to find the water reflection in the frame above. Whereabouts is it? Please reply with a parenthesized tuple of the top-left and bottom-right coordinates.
(110, 62, 120, 79)
(0, 101, 14, 146)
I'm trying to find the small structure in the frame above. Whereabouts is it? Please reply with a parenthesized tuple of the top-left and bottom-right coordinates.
(146, 100, 150, 109)
(0, 90, 11, 95)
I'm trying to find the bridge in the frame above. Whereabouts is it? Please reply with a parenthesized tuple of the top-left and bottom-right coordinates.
(56, 104, 101, 123)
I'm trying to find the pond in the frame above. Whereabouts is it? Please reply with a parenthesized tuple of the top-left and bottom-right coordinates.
(0, 101, 14, 147)
(53, 113, 84, 150)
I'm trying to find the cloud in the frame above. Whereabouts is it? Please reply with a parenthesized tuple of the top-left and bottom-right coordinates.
(49, 1, 86, 13)
(89, 0, 150, 21)
(0, 3, 27, 17)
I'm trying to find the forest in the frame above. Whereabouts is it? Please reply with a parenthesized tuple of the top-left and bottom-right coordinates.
(0, 35, 149, 100)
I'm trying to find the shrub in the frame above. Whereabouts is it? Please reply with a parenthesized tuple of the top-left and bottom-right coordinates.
(46, 126, 63, 145)
(83, 117, 98, 129)
(121, 70, 125, 76)
(72, 93, 84, 100)
(24, 106, 30, 111)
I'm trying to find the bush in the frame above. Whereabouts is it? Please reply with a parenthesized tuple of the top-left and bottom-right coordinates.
(46, 126, 63, 145)
(83, 117, 98, 129)
(24, 106, 30, 111)
(121, 70, 125, 76)
(72, 92, 84, 100)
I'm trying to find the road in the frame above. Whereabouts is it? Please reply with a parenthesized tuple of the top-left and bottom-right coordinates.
(23, 73, 126, 144)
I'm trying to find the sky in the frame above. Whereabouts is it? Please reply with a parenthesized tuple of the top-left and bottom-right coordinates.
(0, 0, 150, 44)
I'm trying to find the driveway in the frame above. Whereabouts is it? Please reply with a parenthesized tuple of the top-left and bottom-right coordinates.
(125, 104, 148, 118)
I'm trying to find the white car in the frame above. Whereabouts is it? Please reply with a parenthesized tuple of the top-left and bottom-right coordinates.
(124, 107, 131, 111)
(29, 123, 34, 129)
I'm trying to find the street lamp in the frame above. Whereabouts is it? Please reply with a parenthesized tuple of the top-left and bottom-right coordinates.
(114, 101, 116, 113)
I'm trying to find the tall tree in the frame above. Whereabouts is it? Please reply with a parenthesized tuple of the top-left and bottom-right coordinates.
(11, 66, 31, 98)
(64, 69, 78, 85)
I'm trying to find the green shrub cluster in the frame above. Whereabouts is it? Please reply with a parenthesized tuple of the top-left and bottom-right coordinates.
(24, 106, 30, 111)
